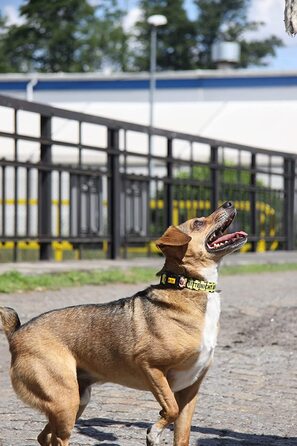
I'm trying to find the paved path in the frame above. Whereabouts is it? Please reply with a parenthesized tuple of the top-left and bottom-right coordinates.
(0, 251, 297, 276)
(0, 271, 296, 445)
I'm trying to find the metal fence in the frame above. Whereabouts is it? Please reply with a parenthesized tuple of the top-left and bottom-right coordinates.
(0, 93, 296, 261)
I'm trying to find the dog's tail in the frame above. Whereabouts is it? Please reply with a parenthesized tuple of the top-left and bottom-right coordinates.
(0, 307, 21, 340)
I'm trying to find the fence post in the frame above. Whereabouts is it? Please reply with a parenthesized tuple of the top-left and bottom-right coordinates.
(210, 146, 219, 211)
(39, 115, 52, 260)
(165, 138, 173, 227)
(284, 157, 295, 250)
(107, 127, 121, 259)
(250, 153, 257, 252)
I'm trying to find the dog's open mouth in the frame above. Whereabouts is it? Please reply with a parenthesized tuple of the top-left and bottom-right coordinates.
(206, 212, 248, 253)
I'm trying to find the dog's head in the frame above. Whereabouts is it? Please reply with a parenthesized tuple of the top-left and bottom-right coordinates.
(156, 202, 248, 276)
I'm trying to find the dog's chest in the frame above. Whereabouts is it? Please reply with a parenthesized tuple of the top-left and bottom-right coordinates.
(169, 292, 221, 392)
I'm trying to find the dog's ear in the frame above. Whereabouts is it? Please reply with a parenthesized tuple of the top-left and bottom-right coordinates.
(155, 226, 192, 248)
(155, 226, 192, 276)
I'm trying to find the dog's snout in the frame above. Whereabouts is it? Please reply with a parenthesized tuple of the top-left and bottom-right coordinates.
(222, 201, 233, 209)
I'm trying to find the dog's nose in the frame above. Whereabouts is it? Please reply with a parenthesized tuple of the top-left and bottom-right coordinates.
(222, 201, 233, 209)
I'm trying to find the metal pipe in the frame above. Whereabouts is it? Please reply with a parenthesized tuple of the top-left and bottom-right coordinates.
(26, 76, 38, 102)
(149, 26, 157, 129)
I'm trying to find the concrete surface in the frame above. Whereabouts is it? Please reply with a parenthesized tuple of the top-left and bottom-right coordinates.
(0, 269, 296, 445)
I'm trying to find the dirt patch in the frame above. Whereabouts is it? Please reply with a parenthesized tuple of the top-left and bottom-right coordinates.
(222, 306, 297, 349)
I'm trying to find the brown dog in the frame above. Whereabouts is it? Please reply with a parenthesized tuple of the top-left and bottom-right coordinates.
(0, 201, 247, 446)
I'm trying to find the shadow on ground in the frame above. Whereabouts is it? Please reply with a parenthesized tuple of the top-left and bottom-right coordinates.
(76, 418, 296, 446)
(195, 427, 296, 445)
(76, 417, 150, 445)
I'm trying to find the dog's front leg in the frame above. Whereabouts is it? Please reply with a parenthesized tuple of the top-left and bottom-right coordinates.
(142, 366, 179, 446)
(173, 374, 206, 446)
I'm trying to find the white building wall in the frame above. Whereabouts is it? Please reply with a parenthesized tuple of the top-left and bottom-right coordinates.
(1, 70, 297, 156)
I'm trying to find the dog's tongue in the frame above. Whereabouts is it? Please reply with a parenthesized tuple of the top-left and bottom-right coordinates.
(211, 231, 248, 246)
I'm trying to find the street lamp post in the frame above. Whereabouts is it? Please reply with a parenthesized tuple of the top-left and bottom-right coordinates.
(147, 15, 167, 179)
(147, 14, 167, 129)
(149, 25, 157, 129)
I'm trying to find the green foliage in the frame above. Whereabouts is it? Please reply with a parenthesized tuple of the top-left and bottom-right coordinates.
(0, 13, 14, 72)
(1, 0, 128, 73)
(5, 0, 97, 72)
(133, 0, 198, 71)
(194, 0, 283, 68)
(93, 0, 130, 71)
(240, 36, 283, 68)
(176, 163, 263, 190)
(0, 0, 283, 73)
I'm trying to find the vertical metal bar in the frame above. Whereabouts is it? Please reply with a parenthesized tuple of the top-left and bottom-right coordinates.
(107, 127, 121, 259)
(123, 130, 128, 258)
(13, 110, 18, 261)
(295, 162, 297, 250)
(210, 146, 219, 211)
(284, 157, 295, 250)
(69, 173, 73, 238)
(157, 179, 163, 229)
(69, 173, 79, 241)
(2, 165, 6, 237)
(58, 170, 62, 237)
(250, 153, 257, 252)
(189, 142, 194, 218)
(132, 181, 136, 233)
(268, 156, 272, 242)
(165, 138, 173, 227)
(87, 178, 91, 236)
(39, 115, 52, 260)
(176, 178, 181, 225)
(78, 122, 82, 259)
(26, 167, 31, 236)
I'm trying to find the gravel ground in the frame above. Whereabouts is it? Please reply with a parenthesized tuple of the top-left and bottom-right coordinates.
(0, 271, 296, 445)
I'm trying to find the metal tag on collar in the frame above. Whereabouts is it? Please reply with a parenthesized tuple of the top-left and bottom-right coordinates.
(167, 276, 176, 285)
(178, 276, 187, 289)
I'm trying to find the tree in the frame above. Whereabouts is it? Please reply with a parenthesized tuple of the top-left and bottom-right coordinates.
(95, 0, 130, 71)
(0, 13, 12, 72)
(0, 0, 284, 73)
(2, 0, 128, 73)
(194, 0, 283, 68)
(133, 0, 198, 71)
(132, 0, 283, 71)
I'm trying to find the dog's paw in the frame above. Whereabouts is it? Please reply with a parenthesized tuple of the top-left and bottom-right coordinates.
(146, 425, 164, 446)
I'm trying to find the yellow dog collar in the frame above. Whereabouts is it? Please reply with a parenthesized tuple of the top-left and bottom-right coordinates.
(160, 272, 216, 292)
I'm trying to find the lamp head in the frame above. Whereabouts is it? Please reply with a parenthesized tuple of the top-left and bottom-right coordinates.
(147, 14, 167, 27)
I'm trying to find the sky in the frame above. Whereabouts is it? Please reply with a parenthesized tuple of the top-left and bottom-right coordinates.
(1, 0, 297, 71)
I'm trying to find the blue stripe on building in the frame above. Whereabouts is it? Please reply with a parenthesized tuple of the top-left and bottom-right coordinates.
(0, 81, 28, 90)
(0, 76, 297, 91)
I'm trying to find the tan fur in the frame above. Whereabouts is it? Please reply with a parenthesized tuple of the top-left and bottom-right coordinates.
(0, 202, 246, 446)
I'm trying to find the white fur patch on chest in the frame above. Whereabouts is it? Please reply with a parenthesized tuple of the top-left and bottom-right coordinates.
(169, 291, 221, 393)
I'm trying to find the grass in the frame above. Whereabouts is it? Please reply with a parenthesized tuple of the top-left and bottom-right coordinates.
(0, 268, 157, 294)
(221, 262, 297, 275)
(0, 263, 296, 294)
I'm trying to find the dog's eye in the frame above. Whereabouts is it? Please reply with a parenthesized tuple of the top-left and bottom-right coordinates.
(193, 219, 204, 230)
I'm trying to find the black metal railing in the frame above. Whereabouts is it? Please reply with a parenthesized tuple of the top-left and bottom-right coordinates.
(0, 93, 296, 261)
